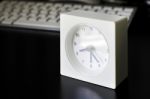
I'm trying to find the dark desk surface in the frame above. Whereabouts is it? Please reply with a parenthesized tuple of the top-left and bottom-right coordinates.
(1, 3, 150, 99)
(61, 76, 128, 99)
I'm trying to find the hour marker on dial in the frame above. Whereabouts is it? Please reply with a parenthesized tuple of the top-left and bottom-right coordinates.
(82, 60, 84, 63)
(98, 64, 101, 67)
(76, 52, 78, 55)
(74, 42, 77, 46)
(90, 64, 92, 68)
(75, 33, 79, 37)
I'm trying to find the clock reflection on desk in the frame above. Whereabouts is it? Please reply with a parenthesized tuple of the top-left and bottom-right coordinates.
(60, 76, 128, 99)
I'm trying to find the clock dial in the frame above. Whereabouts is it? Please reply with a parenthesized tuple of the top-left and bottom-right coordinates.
(73, 25, 109, 72)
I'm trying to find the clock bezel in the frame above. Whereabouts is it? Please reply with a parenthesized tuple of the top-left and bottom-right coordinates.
(65, 24, 110, 77)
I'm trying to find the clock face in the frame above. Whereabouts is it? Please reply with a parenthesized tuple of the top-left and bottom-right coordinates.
(72, 25, 109, 72)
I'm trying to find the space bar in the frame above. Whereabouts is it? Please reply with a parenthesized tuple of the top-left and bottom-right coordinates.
(13, 20, 60, 31)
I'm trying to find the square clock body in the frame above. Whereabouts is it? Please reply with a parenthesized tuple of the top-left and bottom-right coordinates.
(60, 10, 128, 89)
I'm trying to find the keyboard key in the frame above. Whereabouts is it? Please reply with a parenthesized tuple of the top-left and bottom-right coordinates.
(73, 5, 82, 9)
(113, 7, 123, 12)
(39, 10, 48, 14)
(37, 14, 46, 18)
(28, 17, 37, 21)
(12, 8, 21, 13)
(117, 11, 131, 20)
(48, 11, 58, 16)
(21, 9, 30, 13)
(37, 18, 46, 22)
(97, 10, 106, 13)
(48, 15, 57, 20)
(54, 3, 63, 8)
(30, 9, 39, 14)
(93, 6, 102, 12)
(0, 16, 5, 22)
(103, 6, 112, 11)
(107, 10, 116, 15)
(64, 4, 73, 8)
(82, 5, 92, 10)
(36, 2, 44, 8)
(19, 13, 28, 17)
(47, 18, 57, 23)
(124, 8, 134, 12)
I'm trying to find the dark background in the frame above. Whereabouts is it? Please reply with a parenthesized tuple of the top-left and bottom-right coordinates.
(1, 0, 150, 99)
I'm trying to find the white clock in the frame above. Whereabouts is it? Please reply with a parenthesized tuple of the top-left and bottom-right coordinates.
(60, 10, 128, 89)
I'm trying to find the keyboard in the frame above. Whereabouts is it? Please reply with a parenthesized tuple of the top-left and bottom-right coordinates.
(0, 1, 136, 31)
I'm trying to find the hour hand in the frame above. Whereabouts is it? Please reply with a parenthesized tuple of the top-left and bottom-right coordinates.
(79, 48, 88, 52)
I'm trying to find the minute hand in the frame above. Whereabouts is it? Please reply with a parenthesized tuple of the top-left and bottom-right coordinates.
(91, 51, 99, 63)
(93, 51, 103, 63)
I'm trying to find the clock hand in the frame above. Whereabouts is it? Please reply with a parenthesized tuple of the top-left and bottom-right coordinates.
(90, 51, 92, 63)
(93, 51, 103, 63)
(79, 48, 88, 52)
(91, 51, 99, 63)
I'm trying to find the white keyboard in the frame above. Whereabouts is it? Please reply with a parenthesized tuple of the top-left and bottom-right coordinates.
(0, 1, 135, 31)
